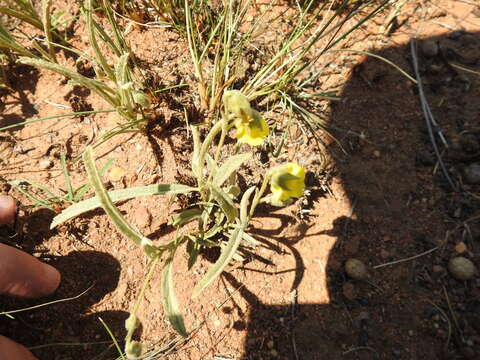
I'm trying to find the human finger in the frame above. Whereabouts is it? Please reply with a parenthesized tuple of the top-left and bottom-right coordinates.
(0, 244, 60, 298)
(0, 195, 16, 225)
(0, 335, 37, 360)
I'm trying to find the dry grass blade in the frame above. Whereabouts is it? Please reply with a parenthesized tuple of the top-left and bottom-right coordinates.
(410, 39, 457, 191)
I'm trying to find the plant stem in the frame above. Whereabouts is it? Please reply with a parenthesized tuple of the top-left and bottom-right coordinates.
(125, 255, 161, 344)
(249, 172, 271, 219)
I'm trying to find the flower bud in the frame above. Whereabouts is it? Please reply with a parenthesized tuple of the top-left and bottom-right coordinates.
(223, 90, 253, 122)
(133, 90, 151, 108)
(125, 341, 143, 359)
(125, 314, 138, 332)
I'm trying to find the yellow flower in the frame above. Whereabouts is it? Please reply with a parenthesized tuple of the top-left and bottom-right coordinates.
(269, 163, 305, 205)
(234, 110, 269, 146)
(223, 90, 253, 122)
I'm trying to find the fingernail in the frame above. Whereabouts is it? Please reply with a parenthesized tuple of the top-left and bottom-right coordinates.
(41, 263, 61, 295)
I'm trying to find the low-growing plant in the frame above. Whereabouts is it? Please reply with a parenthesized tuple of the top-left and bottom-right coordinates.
(17, 0, 152, 131)
(51, 89, 306, 357)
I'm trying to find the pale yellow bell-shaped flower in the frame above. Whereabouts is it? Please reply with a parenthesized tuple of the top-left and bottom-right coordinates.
(234, 109, 269, 146)
(269, 163, 306, 206)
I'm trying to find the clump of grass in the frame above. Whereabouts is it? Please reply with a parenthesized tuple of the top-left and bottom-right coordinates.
(183, 0, 391, 159)
(116, 0, 215, 34)
(5, 0, 152, 132)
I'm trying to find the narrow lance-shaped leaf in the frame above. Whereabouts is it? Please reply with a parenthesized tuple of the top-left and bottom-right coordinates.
(240, 186, 256, 225)
(51, 184, 196, 229)
(18, 57, 117, 106)
(86, 0, 115, 82)
(192, 186, 256, 298)
(168, 207, 203, 227)
(82, 146, 153, 253)
(213, 153, 252, 187)
(209, 184, 238, 223)
(192, 225, 243, 298)
(161, 251, 188, 337)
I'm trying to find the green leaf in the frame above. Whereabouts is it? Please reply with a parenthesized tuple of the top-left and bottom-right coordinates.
(51, 183, 196, 228)
(205, 153, 216, 178)
(240, 186, 256, 225)
(82, 147, 153, 253)
(86, 0, 115, 82)
(203, 223, 222, 240)
(161, 253, 188, 337)
(209, 184, 238, 223)
(18, 57, 117, 106)
(213, 153, 252, 187)
(192, 225, 244, 298)
(186, 238, 200, 270)
(169, 207, 203, 227)
(242, 232, 260, 246)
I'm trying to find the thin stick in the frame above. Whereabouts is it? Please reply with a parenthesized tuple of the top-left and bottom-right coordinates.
(410, 39, 457, 191)
(449, 62, 480, 76)
(426, 299, 452, 350)
(1, 285, 93, 316)
(443, 286, 462, 338)
(373, 246, 438, 269)
(343, 346, 380, 359)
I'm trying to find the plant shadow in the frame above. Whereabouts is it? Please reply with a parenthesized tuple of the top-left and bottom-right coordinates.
(0, 250, 130, 360)
(0, 64, 39, 132)
(239, 30, 480, 360)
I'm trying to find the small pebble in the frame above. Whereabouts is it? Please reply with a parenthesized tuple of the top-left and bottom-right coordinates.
(416, 151, 435, 166)
(358, 311, 370, 321)
(345, 258, 368, 280)
(109, 166, 125, 182)
(463, 163, 480, 184)
(380, 249, 390, 259)
(460, 134, 479, 154)
(266, 340, 274, 349)
(448, 257, 477, 281)
(455, 242, 467, 254)
(39, 159, 53, 169)
(372, 150, 381, 158)
(342, 282, 356, 301)
(422, 40, 439, 57)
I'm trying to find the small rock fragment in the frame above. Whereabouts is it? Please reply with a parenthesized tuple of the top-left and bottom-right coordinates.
(134, 205, 152, 228)
(345, 236, 360, 255)
(345, 258, 368, 280)
(455, 242, 467, 254)
(463, 163, 480, 184)
(358, 311, 370, 321)
(460, 134, 480, 154)
(416, 151, 435, 166)
(266, 340, 274, 349)
(372, 150, 381, 158)
(422, 40, 439, 57)
(109, 166, 126, 182)
(38, 159, 53, 169)
(380, 249, 390, 259)
(448, 257, 477, 281)
(342, 282, 356, 301)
